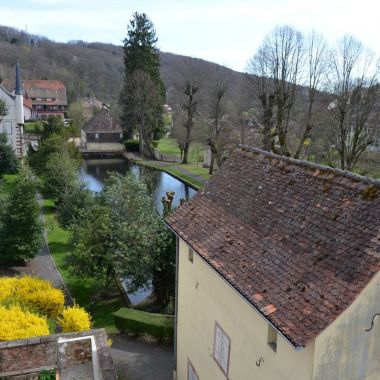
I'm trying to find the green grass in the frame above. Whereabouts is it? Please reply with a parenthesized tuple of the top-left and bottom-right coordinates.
(1, 174, 19, 193)
(158, 137, 206, 162)
(42, 199, 124, 333)
(24, 122, 43, 134)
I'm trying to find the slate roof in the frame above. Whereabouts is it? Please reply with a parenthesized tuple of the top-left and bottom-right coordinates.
(166, 147, 380, 348)
(82, 109, 122, 134)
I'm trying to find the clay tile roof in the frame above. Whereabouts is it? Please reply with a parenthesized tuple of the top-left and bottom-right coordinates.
(166, 147, 380, 348)
(23, 98, 32, 109)
(23, 80, 67, 106)
(82, 109, 122, 134)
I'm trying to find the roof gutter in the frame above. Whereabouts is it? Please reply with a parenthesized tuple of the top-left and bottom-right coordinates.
(163, 220, 304, 351)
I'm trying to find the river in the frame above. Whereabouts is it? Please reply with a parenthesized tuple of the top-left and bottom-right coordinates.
(79, 158, 197, 215)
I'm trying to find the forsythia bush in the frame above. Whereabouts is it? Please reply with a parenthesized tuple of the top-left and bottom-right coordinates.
(58, 305, 91, 333)
(0, 277, 17, 302)
(0, 276, 92, 341)
(0, 276, 64, 317)
(0, 305, 49, 340)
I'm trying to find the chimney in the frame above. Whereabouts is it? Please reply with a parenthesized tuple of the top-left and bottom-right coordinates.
(15, 62, 24, 125)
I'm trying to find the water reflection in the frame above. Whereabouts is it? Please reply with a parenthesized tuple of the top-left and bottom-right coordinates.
(80, 158, 197, 214)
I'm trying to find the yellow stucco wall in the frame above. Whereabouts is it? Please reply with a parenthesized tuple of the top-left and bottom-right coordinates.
(313, 272, 380, 380)
(176, 239, 315, 380)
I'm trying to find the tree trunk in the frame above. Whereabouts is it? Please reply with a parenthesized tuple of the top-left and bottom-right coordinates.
(152, 269, 169, 307)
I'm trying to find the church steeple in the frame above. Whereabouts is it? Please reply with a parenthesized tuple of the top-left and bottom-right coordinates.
(15, 61, 23, 95)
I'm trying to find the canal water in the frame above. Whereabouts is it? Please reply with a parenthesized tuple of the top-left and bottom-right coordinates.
(79, 158, 197, 215)
(79, 157, 197, 305)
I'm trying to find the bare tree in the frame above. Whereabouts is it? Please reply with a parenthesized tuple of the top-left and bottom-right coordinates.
(207, 67, 232, 174)
(179, 58, 202, 164)
(248, 25, 304, 155)
(294, 31, 328, 159)
(327, 35, 379, 170)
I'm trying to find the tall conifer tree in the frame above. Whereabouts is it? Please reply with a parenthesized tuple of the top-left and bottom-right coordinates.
(120, 12, 165, 155)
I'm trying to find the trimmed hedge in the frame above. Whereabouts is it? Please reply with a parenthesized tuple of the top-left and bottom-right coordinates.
(124, 139, 139, 152)
(114, 308, 174, 340)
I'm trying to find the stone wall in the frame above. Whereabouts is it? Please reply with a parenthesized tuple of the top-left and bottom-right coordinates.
(0, 329, 117, 379)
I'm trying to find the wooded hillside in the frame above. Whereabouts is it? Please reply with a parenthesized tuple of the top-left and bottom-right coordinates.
(0, 25, 251, 110)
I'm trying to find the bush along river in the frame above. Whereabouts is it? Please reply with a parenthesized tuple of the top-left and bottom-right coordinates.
(79, 157, 197, 305)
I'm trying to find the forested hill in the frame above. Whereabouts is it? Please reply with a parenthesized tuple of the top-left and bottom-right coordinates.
(0, 25, 251, 110)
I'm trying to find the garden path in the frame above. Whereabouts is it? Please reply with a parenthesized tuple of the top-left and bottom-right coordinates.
(110, 334, 174, 380)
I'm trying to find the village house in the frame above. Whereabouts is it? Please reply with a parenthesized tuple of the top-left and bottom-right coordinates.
(81, 106, 124, 153)
(0, 63, 25, 157)
(2, 79, 67, 120)
(166, 147, 380, 380)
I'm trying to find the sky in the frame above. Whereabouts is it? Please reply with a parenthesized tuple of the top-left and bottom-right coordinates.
(0, 0, 379, 72)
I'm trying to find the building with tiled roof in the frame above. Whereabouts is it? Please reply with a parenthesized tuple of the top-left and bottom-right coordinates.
(166, 147, 380, 380)
(81, 107, 123, 153)
(2, 79, 67, 120)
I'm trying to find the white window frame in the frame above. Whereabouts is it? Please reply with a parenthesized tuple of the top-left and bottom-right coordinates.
(213, 322, 230, 376)
(188, 359, 199, 380)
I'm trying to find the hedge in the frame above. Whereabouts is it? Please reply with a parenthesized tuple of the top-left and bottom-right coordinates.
(113, 308, 174, 340)
(124, 139, 139, 152)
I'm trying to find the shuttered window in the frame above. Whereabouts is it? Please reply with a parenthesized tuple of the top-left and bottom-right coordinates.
(188, 360, 199, 380)
(213, 323, 230, 376)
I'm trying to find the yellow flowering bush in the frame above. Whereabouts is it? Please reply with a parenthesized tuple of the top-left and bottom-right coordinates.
(0, 277, 17, 303)
(58, 305, 91, 333)
(0, 305, 49, 341)
(0, 276, 64, 317)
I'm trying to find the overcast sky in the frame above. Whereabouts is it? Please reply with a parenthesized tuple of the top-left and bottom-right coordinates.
(0, 0, 379, 72)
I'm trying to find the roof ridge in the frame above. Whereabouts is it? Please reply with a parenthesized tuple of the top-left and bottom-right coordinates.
(239, 145, 380, 187)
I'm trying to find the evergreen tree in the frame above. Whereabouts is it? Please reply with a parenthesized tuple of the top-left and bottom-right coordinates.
(0, 133, 18, 178)
(0, 166, 43, 264)
(120, 12, 165, 152)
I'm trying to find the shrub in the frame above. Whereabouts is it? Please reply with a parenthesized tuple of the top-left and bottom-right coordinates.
(0, 276, 65, 317)
(113, 308, 174, 340)
(39, 369, 56, 380)
(152, 140, 159, 148)
(124, 139, 139, 152)
(0, 305, 49, 340)
(58, 305, 91, 333)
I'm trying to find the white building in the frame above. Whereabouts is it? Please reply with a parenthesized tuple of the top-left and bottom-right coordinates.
(0, 63, 25, 157)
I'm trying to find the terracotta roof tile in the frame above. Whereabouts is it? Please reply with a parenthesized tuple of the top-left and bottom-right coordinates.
(166, 148, 380, 348)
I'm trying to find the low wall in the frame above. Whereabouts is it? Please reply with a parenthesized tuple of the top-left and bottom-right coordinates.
(0, 329, 116, 379)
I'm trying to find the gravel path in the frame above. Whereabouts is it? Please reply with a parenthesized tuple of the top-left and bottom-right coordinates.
(111, 334, 174, 380)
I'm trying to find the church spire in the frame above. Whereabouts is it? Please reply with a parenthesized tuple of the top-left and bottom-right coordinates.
(15, 61, 23, 95)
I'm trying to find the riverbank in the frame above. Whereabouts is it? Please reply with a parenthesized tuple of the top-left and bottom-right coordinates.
(122, 151, 209, 190)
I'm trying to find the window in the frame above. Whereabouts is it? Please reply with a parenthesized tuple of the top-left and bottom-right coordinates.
(95, 133, 99, 140)
(188, 247, 194, 263)
(188, 360, 199, 380)
(3, 121, 12, 134)
(267, 325, 277, 352)
(213, 323, 230, 376)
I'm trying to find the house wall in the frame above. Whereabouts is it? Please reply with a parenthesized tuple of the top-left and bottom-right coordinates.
(0, 87, 21, 156)
(312, 272, 380, 380)
(176, 239, 315, 380)
(86, 132, 122, 143)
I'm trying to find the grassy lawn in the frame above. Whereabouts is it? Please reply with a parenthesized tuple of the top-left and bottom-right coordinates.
(158, 137, 206, 162)
(1, 174, 19, 193)
(24, 122, 43, 134)
(42, 199, 124, 333)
